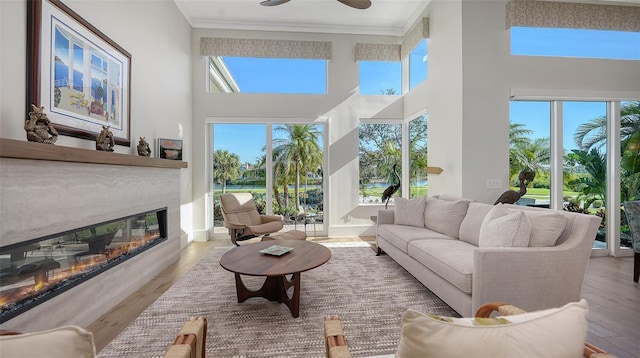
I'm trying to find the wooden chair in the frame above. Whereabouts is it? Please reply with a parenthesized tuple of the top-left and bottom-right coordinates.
(164, 316, 207, 358)
(324, 303, 612, 358)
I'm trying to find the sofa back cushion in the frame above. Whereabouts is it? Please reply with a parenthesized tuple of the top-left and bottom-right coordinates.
(522, 211, 569, 247)
(459, 202, 494, 246)
(479, 204, 531, 247)
(394, 197, 426, 227)
(424, 197, 470, 239)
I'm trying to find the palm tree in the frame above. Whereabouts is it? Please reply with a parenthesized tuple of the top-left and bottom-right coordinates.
(574, 101, 640, 151)
(273, 124, 323, 211)
(509, 123, 535, 180)
(567, 148, 607, 210)
(212, 149, 240, 193)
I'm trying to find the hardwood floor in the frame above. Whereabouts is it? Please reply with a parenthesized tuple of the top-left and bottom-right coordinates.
(88, 239, 639, 357)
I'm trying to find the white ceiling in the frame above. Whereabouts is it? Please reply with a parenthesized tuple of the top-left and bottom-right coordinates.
(173, 0, 431, 36)
(173, 0, 640, 37)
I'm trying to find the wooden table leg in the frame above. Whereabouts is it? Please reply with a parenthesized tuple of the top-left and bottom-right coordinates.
(233, 273, 302, 318)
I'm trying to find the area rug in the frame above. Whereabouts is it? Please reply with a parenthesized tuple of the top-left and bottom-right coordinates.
(98, 242, 458, 357)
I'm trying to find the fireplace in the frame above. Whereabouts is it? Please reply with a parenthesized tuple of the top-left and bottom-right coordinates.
(0, 208, 168, 323)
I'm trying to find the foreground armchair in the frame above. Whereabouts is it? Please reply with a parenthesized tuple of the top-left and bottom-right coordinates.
(0, 316, 207, 358)
(324, 300, 613, 358)
(220, 193, 284, 245)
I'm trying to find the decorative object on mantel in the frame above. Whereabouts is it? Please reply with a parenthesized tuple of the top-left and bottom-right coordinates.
(25, 104, 58, 144)
(381, 163, 401, 209)
(494, 169, 536, 205)
(137, 137, 151, 157)
(157, 138, 183, 160)
(96, 125, 115, 152)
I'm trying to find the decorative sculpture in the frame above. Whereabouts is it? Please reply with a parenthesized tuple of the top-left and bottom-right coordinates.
(494, 170, 536, 205)
(25, 105, 58, 144)
(137, 136, 151, 157)
(96, 125, 115, 152)
(381, 163, 401, 209)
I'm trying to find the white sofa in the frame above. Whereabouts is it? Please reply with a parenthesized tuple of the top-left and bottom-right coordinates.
(376, 195, 602, 317)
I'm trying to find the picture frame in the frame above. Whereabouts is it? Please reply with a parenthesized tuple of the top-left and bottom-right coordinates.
(157, 138, 183, 160)
(27, 0, 132, 146)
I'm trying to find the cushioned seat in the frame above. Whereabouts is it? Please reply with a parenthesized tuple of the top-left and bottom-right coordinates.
(407, 239, 475, 294)
(377, 224, 451, 253)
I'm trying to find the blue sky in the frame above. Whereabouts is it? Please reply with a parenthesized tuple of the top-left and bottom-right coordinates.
(214, 28, 638, 163)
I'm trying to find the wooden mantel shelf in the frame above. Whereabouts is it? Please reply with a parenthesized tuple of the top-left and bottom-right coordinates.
(0, 138, 187, 169)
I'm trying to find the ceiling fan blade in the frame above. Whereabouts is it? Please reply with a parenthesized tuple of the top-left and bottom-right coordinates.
(337, 0, 371, 10)
(260, 0, 291, 6)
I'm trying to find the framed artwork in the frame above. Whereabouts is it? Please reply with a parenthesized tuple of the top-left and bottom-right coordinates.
(157, 138, 183, 160)
(27, 0, 132, 146)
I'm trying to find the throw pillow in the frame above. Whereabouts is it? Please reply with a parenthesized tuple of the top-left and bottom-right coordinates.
(423, 197, 470, 238)
(479, 204, 531, 247)
(395, 299, 589, 358)
(0, 326, 96, 358)
(524, 212, 569, 247)
(394, 197, 426, 227)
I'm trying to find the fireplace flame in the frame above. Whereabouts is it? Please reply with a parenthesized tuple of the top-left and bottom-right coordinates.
(1, 231, 161, 315)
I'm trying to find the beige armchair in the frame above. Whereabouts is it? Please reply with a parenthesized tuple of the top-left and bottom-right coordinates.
(324, 302, 613, 358)
(219, 193, 284, 246)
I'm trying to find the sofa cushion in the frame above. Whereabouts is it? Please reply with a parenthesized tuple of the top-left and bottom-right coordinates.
(458, 202, 494, 246)
(0, 326, 96, 358)
(423, 197, 470, 239)
(522, 211, 568, 247)
(394, 197, 426, 227)
(479, 204, 531, 247)
(378, 224, 450, 253)
(395, 300, 589, 358)
(408, 239, 475, 294)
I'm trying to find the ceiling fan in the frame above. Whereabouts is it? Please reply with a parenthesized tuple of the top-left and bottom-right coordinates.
(260, 0, 371, 10)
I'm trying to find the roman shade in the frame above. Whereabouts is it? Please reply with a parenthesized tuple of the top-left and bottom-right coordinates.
(506, 0, 640, 32)
(355, 43, 401, 62)
(200, 37, 333, 60)
(401, 17, 429, 58)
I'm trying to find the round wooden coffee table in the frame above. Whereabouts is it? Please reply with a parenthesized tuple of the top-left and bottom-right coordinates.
(219, 239, 331, 318)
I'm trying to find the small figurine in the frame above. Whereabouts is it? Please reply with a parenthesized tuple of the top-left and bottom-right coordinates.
(96, 125, 115, 152)
(25, 104, 58, 144)
(137, 136, 151, 157)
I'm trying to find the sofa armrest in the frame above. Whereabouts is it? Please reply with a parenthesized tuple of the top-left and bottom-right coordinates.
(324, 316, 352, 358)
(472, 213, 600, 315)
(376, 210, 395, 226)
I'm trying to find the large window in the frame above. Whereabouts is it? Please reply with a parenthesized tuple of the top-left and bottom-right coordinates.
(409, 114, 428, 197)
(409, 39, 427, 90)
(509, 101, 551, 206)
(511, 27, 640, 60)
(359, 61, 401, 95)
(510, 99, 640, 252)
(359, 122, 402, 204)
(209, 57, 327, 94)
(211, 122, 325, 236)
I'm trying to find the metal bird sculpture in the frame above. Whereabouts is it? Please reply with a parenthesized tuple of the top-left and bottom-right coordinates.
(381, 163, 401, 209)
(494, 170, 536, 205)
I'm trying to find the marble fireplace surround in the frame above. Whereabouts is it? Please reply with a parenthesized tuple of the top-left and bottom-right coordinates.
(0, 138, 187, 331)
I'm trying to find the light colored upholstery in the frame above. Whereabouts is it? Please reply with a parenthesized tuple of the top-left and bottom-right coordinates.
(220, 193, 284, 245)
(0, 326, 96, 358)
(394, 197, 426, 227)
(423, 197, 470, 238)
(324, 300, 612, 358)
(376, 195, 602, 316)
(478, 204, 531, 247)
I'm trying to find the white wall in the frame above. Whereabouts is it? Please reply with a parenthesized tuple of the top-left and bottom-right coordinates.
(0, 0, 195, 247)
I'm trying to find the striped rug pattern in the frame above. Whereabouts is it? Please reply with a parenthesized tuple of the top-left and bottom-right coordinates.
(98, 243, 458, 357)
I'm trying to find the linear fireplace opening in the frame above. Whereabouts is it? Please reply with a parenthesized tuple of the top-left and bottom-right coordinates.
(0, 208, 168, 323)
